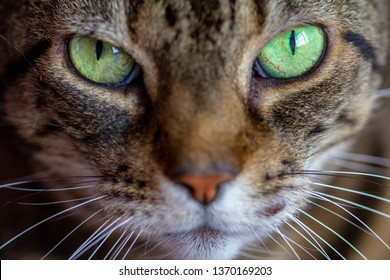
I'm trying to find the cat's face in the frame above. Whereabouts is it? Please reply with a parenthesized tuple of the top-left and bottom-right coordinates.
(1, 0, 388, 259)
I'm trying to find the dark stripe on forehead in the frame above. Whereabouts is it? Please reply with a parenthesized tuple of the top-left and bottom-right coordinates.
(189, 0, 220, 20)
(0, 39, 51, 95)
(126, 0, 144, 20)
(165, 4, 177, 27)
(343, 31, 380, 72)
(188, 0, 224, 32)
(253, 0, 267, 26)
(229, 0, 236, 27)
(125, 0, 145, 39)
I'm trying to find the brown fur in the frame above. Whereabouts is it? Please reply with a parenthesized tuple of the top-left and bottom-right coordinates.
(0, 0, 389, 259)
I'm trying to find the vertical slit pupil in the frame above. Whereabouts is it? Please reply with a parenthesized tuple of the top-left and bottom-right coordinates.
(289, 30, 296, 55)
(96, 40, 104, 61)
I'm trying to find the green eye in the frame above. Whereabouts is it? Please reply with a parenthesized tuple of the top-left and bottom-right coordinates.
(256, 25, 325, 79)
(68, 36, 137, 84)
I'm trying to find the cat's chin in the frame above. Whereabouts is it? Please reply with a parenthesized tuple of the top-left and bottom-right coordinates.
(159, 227, 252, 260)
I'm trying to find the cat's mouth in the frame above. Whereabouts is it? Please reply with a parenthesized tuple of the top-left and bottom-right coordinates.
(164, 225, 242, 237)
(183, 226, 237, 236)
(160, 226, 251, 259)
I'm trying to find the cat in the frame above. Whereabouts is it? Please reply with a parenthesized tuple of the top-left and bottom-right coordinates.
(0, 0, 389, 260)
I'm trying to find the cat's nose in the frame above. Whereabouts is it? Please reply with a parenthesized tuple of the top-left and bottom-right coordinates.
(174, 173, 235, 204)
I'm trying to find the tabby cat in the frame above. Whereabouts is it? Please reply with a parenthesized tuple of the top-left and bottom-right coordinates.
(0, 0, 389, 260)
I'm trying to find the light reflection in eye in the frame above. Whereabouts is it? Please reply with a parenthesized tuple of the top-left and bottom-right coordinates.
(295, 31, 309, 47)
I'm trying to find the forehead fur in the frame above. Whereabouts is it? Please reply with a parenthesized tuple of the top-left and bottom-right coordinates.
(29, 0, 386, 84)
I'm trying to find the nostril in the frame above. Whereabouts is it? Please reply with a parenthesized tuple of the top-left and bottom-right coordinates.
(174, 173, 235, 205)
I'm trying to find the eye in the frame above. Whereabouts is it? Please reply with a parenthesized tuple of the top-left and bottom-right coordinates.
(255, 25, 326, 79)
(68, 35, 139, 84)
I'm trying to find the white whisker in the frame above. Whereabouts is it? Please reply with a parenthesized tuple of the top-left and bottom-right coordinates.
(88, 227, 116, 260)
(71, 217, 130, 260)
(151, 245, 175, 260)
(276, 228, 300, 259)
(335, 151, 390, 167)
(307, 191, 390, 251)
(267, 233, 294, 259)
(141, 235, 177, 258)
(122, 229, 143, 260)
(42, 209, 103, 260)
(307, 200, 372, 236)
(0, 196, 104, 251)
(312, 190, 390, 218)
(329, 158, 387, 175)
(0, 34, 41, 77)
(378, 87, 390, 98)
(16, 195, 96, 206)
(129, 236, 148, 253)
(245, 243, 274, 256)
(112, 229, 136, 260)
(104, 230, 128, 260)
(293, 221, 331, 259)
(112, 234, 134, 260)
(247, 225, 272, 255)
(298, 209, 367, 259)
(143, 234, 153, 255)
(312, 182, 390, 203)
(284, 234, 317, 259)
(0, 177, 101, 191)
(285, 221, 329, 259)
(1, 184, 98, 192)
(305, 170, 390, 181)
(69, 219, 111, 259)
(235, 250, 259, 260)
(293, 217, 345, 259)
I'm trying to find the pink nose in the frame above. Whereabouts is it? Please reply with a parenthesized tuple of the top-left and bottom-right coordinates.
(175, 173, 234, 204)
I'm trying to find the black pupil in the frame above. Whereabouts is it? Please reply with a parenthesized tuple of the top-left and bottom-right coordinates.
(96, 40, 104, 61)
(289, 30, 296, 55)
